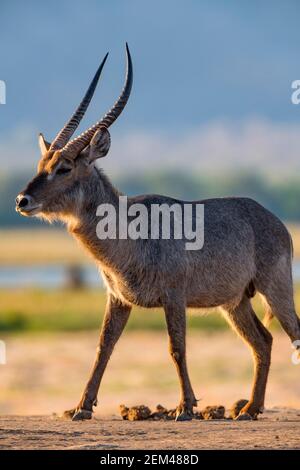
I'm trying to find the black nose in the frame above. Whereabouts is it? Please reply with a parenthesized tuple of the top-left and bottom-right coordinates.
(17, 196, 29, 208)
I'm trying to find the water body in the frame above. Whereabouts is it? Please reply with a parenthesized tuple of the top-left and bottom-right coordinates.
(0, 264, 102, 289)
(1, 262, 300, 289)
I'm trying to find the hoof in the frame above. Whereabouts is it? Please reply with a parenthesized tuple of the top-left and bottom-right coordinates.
(72, 408, 93, 421)
(175, 410, 193, 422)
(235, 412, 253, 421)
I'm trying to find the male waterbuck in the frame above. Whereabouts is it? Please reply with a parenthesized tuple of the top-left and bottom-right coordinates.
(16, 45, 300, 421)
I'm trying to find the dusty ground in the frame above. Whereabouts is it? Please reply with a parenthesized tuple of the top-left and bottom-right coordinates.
(1, 330, 300, 449)
(0, 409, 300, 449)
(1, 331, 300, 415)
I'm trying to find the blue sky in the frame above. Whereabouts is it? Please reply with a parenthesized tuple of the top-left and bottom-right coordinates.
(1, 1, 300, 173)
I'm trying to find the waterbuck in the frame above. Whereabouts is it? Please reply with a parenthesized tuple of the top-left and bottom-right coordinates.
(16, 45, 300, 421)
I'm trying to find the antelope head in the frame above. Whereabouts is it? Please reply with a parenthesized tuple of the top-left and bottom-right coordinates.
(16, 44, 133, 221)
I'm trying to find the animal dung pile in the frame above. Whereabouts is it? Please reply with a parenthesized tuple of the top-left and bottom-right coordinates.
(229, 399, 249, 419)
(120, 404, 152, 421)
(201, 405, 225, 420)
(119, 403, 231, 421)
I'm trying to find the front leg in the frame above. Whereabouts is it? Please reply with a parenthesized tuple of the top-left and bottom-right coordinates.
(163, 297, 197, 421)
(64, 294, 131, 421)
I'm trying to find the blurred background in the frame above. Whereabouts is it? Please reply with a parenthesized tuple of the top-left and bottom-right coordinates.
(0, 0, 300, 415)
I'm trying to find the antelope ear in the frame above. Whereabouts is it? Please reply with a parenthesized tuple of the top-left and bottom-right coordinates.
(38, 133, 51, 155)
(87, 127, 111, 162)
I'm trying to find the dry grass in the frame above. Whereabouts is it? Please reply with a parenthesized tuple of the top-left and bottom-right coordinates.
(1, 224, 300, 265)
(0, 229, 87, 265)
(288, 223, 300, 257)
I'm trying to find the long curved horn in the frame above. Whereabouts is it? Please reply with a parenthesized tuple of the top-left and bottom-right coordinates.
(50, 52, 109, 151)
(62, 43, 133, 157)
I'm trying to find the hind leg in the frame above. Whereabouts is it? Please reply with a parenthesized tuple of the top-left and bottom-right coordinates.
(223, 296, 273, 419)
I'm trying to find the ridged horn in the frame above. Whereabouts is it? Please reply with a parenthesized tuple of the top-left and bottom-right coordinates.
(62, 43, 133, 157)
(50, 52, 109, 151)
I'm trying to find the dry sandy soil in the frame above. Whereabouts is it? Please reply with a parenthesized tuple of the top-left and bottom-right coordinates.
(0, 330, 300, 449)
(0, 409, 300, 450)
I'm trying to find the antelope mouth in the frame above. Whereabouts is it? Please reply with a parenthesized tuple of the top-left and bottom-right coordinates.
(16, 205, 42, 217)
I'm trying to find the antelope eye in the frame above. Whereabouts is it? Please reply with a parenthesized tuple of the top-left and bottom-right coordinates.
(56, 167, 71, 175)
